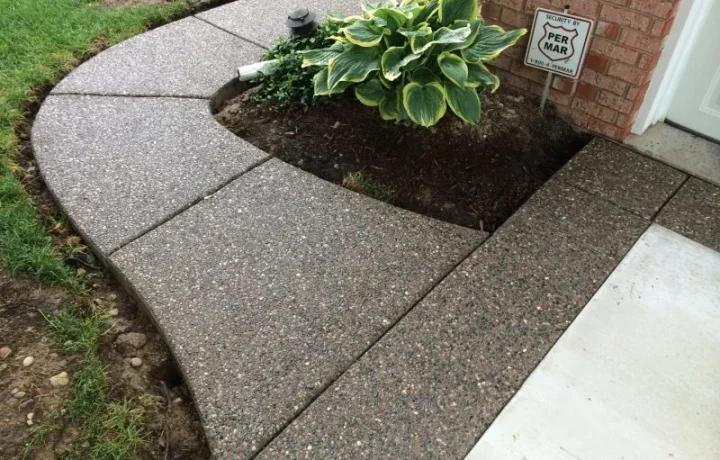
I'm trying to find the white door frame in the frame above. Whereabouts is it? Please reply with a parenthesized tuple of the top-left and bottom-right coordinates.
(631, 0, 715, 135)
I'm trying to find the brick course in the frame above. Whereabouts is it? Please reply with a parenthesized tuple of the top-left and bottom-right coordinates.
(481, 0, 680, 140)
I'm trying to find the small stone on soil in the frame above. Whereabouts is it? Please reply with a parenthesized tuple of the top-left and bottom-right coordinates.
(54, 425, 80, 455)
(130, 357, 143, 368)
(108, 308, 119, 316)
(22, 356, 34, 367)
(26, 412, 34, 426)
(116, 332, 147, 349)
(0, 347, 12, 359)
(50, 371, 69, 387)
(13, 391, 26, 398)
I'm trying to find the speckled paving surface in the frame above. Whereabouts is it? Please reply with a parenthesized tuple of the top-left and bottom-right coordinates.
(32, 1, 720, 459)
(110, 159, 484, 457)
(656, 177, 720, 253)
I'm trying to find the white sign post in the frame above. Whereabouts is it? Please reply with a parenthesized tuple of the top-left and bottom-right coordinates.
(524, 7, 594, 111)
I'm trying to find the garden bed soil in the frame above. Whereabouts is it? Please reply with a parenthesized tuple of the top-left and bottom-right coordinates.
(216, 87, 590, 232)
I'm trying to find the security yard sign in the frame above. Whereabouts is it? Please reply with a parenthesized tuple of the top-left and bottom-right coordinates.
(525, 8, 594, 79)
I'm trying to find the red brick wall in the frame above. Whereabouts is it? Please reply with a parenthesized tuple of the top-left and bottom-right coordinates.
(481, 0, 680, 140)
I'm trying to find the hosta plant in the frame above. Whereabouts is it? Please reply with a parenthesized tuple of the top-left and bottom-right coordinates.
(300, 0, 526, 126)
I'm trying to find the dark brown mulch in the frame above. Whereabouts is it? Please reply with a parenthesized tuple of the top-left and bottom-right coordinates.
(216, 86, 590, 232)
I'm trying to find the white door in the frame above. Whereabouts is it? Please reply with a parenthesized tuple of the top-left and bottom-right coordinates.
(666, 0, 720, 141)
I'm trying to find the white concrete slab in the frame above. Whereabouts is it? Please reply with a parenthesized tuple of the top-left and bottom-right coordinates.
(625, 122, 720, 187)
(466, 224, 720, 460)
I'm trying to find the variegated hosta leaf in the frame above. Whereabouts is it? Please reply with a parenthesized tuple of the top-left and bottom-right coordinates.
(397, 3, 425, 20)
(396, 85, 410, 121)
(410, 25, 471, 54)
(444, 83, 480, 124)
(325, 10, 363, 23)
(379, 72, 394, 89)
(379, 89, 400, 120)
(438, 0, 478, 25)
(438, 52, 468, 86)
(373, 7, 411, 31)
(371, 16, 388, 28)
(466, 62, 500, 92)
(299, 42, 344, 67)
(327, 45, 381, 90)
(411, 0, 439, 26)
(462, 25, 527, 63)
(446, 18, 483, 51)
(402, 81, 447, 127)
(340, 20, 390, 47)
(397, 25, 432, 38)
(410, 68, 441, 85)
(355, 79, 387, 107)
(362, 1, 398, 17)
(381, 46, 423, 81)
(313, 68, 353, 96)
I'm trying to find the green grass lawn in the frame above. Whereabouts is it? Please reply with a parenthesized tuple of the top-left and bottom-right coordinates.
(0, 0, 187, 287)
(1, 1, 195, 457)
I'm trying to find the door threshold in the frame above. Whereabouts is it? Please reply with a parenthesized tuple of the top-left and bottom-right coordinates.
(624, 122, 720, 187)
(664, 119, 720, 144)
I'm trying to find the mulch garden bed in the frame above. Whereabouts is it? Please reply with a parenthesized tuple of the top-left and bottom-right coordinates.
(216, 86, 590, 232)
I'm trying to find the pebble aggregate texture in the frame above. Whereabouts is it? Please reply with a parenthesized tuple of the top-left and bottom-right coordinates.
(32, 1, 718, 458)
(111, 160, 485, 457)
(32, 96, 268, 254)
(52, 17, 264, 97)
(555, 139, 687, 219)
(197, 0, 360, 47)
(257, 179, 649, 459)
(656, 178, 720, 253)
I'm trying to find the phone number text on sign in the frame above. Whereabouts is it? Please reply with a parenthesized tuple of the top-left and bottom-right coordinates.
(524, 8, 594, 79)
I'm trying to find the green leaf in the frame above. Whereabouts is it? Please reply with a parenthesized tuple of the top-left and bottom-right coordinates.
(412, 0, 439, 25)
(327, 45, 381, 90)
(410, 25, 471, 53)
(362, 1, 397, 17)
(438, 52, 468, 86)
(410, 68, 441, 85)
(439, 0, 478, 25)
(402, 81, 447, 127)
(379, 90, 399, 120)
(355, 79, 387, 107)
(467, 62, 500, 92)
(446, 18, 483, 51)
(397, 3, 425, 21)
(313, 68, 353, 96)
(340, 20, 389, 47)
(299, 42, 344, 67)
(373, 8, 410, 32)
(379, 72, 394, 89)
(462, 25, 527, 63)
(381, 46, 423, 81)
(398, 25, 432, 38)
(444, 83, 480, 124)
(396, 86, 410, 122)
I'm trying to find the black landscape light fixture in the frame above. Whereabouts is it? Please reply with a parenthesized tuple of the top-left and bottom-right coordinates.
(286, 7, 318, 36)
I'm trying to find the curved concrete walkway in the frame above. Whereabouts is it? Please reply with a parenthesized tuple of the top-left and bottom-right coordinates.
(33, 3, 487, 457)
(32, 1, 718, 459)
